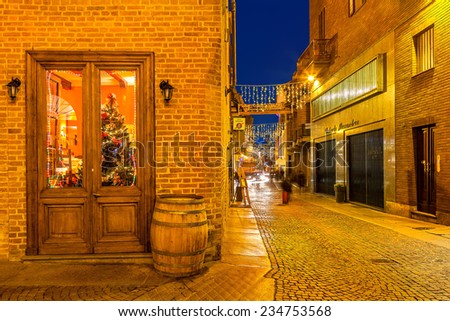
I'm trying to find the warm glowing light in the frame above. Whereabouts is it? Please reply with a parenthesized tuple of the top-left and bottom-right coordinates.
(307, 75, 315, 82)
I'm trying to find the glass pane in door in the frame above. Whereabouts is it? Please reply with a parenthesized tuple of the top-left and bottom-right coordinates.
(100, 70, 137, 186)
(46, 70, 83, 188)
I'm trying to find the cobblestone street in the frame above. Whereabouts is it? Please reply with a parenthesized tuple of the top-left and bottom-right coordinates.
(249, 179, 450, 301)
(1, 178, 450, 302)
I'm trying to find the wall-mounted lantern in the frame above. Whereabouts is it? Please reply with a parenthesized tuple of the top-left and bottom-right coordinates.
(6, 77, 21, 101)
(159, 80, 174, 103)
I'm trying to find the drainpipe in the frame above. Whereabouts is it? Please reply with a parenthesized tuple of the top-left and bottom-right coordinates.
(231, 0, 237, 86)
(229, 0, 239, 204)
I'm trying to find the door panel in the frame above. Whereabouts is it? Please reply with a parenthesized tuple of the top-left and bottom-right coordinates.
(316, 139, 336, 195)
(349, 129, 384, 208)
(38, 67, 91, 255)
(45, 69, 85, 189)
(94, 196, 144, 253)
(39, 198, 90, 255)
(98, 70, 138, 187)
(429, 127, 436, 212)
(92, 68, 145, 253)
(416, 126, 436, 214)
(366, 130, 384, 208)
(349, 133, 366, 204)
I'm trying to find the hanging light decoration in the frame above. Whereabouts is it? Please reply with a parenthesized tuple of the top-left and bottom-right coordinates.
(236, 82, 311, 113)
(244, 122, 287, 146)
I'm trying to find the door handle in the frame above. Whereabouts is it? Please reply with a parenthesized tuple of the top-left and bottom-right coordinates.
(93, 193, 101, 197)
(421, 160, 429, 173)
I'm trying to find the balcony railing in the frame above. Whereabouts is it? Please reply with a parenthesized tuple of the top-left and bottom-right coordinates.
(296, 37, 337, 70)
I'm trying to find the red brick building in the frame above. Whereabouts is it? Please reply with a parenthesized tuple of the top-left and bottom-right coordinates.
(0, 1, 232, 261)
(293, 0, 450, 225)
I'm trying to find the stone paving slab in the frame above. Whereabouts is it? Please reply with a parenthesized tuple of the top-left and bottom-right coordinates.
(136, 263, 274, 301)
(0, 262, 165, 287)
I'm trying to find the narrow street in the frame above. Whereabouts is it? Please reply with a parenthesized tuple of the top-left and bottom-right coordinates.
(247, 176, 450, 301)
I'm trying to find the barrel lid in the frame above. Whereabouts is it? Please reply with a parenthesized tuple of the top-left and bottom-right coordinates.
(158, 194, 204, 200)
(157, 194, 205, 205)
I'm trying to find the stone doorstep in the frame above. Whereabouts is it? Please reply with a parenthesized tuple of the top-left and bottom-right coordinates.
(410, 210, 438, 224)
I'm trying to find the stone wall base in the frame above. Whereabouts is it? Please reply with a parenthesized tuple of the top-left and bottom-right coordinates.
(386, 201, 450, 226)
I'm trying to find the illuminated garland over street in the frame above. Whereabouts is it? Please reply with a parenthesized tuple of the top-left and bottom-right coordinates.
(236, 82, 311, 110)
(245, 123, 285, 144)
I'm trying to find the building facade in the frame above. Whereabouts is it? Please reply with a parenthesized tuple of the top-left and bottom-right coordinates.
(293, 0, 449, 225)
(0, 0, 231, 261)
(394, 0, 450, 225)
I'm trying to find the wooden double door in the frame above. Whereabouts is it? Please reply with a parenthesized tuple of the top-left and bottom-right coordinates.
(26, 51, 155, 256)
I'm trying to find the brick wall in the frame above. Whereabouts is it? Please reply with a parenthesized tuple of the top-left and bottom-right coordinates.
(309, 0, 429, 79)
(0, 0, 228, 260)
(307, 0, 450, 223)
(395, 0, 450, 222)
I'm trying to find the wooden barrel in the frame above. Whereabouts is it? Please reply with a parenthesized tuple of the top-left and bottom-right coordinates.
(150, 194, 208, 277)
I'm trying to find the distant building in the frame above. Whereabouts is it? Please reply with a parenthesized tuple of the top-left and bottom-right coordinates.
(292, 0, 450, 225)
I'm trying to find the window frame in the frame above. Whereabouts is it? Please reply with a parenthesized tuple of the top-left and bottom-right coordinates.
(319, 8, 326, 39)
(349, 0, 367, 17)
(413, 25, 435, 75)
(311, 54, 386, 120)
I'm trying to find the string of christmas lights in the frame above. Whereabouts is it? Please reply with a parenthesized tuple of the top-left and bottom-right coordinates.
(244, 123, 285, 144)
(236, 82, 311, 110)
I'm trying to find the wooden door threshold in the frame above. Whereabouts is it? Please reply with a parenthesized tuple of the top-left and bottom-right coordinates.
(22, 253, 152, 265)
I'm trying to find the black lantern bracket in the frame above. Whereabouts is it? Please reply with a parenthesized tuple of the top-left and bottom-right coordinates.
(6, 77, 21, 101)
(159, 80, 174, 103)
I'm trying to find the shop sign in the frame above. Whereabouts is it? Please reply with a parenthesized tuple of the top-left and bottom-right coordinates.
(325, 119, 360, 134)
(233, 117, 245, 131)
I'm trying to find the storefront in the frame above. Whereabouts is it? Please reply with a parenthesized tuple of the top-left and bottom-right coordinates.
(310, 35, 395, 209)
(26, 52, 154, 255)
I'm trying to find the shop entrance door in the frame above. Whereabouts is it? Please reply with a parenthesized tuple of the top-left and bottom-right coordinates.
(316, 139, 336, 195)
(26, 52, 155, 255)
(348, 129, 384, 208)
(416, 125, 436, 214)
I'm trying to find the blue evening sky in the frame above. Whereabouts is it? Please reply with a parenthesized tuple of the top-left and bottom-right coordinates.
(235, 0, 310, 124)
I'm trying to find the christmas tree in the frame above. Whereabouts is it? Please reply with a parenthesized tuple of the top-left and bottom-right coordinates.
(101, 93, 136, 186)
